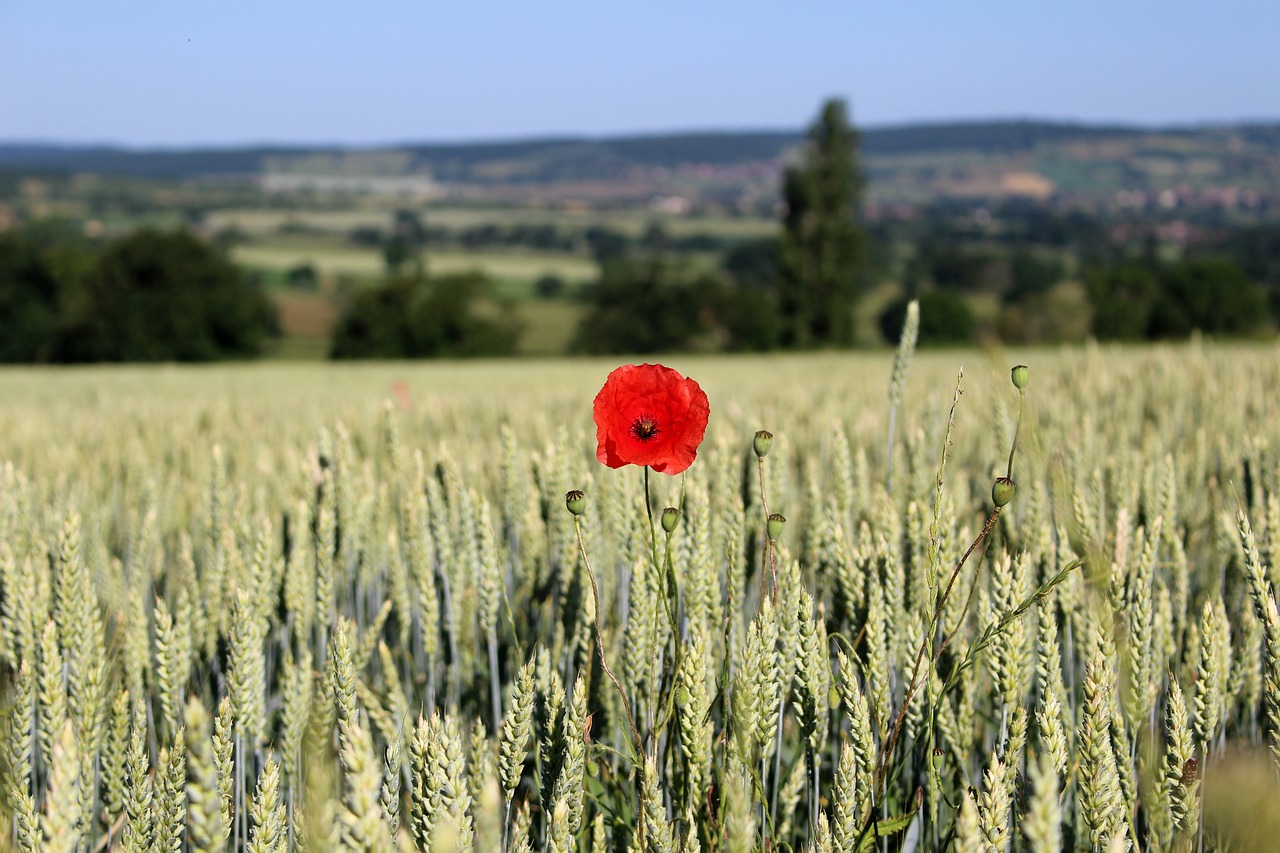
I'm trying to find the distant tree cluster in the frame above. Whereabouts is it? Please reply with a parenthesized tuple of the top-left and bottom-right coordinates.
(569, 259, 777, 355)
(1088, 258, 1268, 340)
(879, 204, 1280, 345)
(572, 98, 867, 355)
(0, 224, 277, 363)
(330, 271, 520, 359)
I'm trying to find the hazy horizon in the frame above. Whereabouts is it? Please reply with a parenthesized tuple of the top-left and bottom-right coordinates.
(3, 2, 1278, 148)
(6, 115, 1280, 153)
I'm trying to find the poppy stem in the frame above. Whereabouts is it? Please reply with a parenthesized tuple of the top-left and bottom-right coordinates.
(643, 464, 661, 577)
(1006, 388, 1025, 481)
(756, 456, 777, 606)
(643, 464, 654, 527)
(572, 514, 644, 762)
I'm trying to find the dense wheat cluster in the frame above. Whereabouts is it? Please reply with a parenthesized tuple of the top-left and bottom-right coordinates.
(2, 343, 1280, 852)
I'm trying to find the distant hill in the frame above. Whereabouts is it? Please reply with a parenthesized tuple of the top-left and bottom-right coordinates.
(3, 120, 1279, 204)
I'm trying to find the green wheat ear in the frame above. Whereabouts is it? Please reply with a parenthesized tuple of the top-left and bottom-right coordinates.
(184, 698, 228, 853)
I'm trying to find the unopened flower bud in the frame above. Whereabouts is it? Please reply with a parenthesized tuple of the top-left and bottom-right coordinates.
(753, 430, 774, 458)
(565, 489, 586, 516)
(661, 506, 680, 534)
(767, 512, 786, 541)
(1011, 364, 1028, 390)
(992, 477, 1016, 508)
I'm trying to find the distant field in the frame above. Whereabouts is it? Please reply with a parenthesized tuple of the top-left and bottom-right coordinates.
(512, 297, 587, 355)
(205, 204, 776, 241)
(423, 207, 777, 240)
(233, 241, 598, 284)
(204, 208, 390, 235)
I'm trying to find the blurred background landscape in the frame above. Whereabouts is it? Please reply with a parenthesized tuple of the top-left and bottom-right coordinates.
(2, 2, 1279, 361)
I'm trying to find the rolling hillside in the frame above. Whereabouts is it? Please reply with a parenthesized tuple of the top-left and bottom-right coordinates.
(3, 120, 1279, 205)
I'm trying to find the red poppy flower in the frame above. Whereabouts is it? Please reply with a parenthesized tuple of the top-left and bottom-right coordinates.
(593, 363, 710, 475)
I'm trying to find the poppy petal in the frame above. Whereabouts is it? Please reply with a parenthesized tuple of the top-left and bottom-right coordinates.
(592, 363, 709, 475)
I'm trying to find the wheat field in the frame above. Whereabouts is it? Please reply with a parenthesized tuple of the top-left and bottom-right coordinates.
(2, 341, 1279, 852)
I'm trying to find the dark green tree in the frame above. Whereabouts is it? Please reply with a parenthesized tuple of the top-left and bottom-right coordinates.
(642, 221, 670, 256)
(722, 237, 780, 292)
(584, 227, 630, 265)
(1150, 258, 1267, 338)
(382, 236, 417, 275)
(571, 259, 777, 354)
(878, 290, 975, 346)
(0, 231, 62, 362)
(777, 98, 867, 346)
(917, 240, 999, 292)
(286, 263, 319, 290)
(533, 274, 566, 299)
(330, 272, 520, 359)
(1008, 249, 1065, 299)
(52, 229, 277, 362)
(382, 209, 429, 274)
(1086, 264, 1158, 341)
(570, 260, 708, 354)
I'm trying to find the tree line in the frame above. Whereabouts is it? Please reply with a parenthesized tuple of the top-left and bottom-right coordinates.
(0, 221, 276, 363)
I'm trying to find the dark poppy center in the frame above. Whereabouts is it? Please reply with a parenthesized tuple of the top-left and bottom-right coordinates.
(630, 414, 661, 442)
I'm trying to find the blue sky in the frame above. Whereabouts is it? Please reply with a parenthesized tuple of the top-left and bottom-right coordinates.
(2, 2, 1276, 147)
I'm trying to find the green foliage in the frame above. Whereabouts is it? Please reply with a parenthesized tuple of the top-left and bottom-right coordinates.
(52, 228, 278, 362)
(584, 227, 629, 265)
(570, 259, 777, 354)
(285, 262, 319, 290)
(914, 240, 996, 293)
(1150, 257, 1269, 337)
(382, 236, 419, 274)
(533, 274, 566, 299)
(1088, 257, 1268, 340)
(329, 271, 520, 359)
(878, 290, 975, 345)
(1211, 223, 1280, 285)
(1008, 248, 1065, 298)
(570, 260, 710, 354)
(383, 209, 429, 274)
(0, 230, 62, 362)
(1086, 263, 1159, 340)
(722, 237, 779, 292)
(777, 98, 867, 347)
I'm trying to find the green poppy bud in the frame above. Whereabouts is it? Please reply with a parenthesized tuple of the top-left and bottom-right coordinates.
(1011, 364, 1029, 390)
(753, 430, 774, 458)
(767, 512, 786, 541)
(565, 489, 586, 516)
(992, 477, 1016, 507)
(661, 506, 680, 534)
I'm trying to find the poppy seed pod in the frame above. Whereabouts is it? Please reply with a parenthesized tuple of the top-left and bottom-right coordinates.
(753, 430, 774, 458)
(1011, 364, 1029, 390)
(992, 477, 1016, 507)
(661, 506, 680, 534)
(565, 489, 586, 516)
(767, 512, 786, 541)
